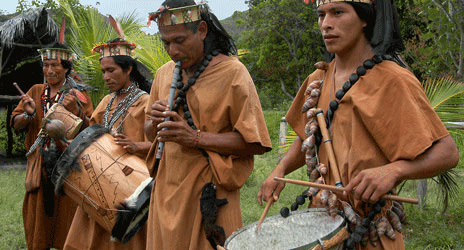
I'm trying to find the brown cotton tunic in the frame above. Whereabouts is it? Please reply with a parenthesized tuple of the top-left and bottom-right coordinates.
(63, 93, 150, 250)
(145, 57, 272, 250)
(286, 60, 449, 249)
(11, 83, 93, 250)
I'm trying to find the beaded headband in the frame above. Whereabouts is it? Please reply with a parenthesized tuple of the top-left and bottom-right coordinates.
(304, 0, 373, 7)
(91, 16, 137, 58)
(91, 42, 137, 58)
(39, 48, 75, 61)
(147, 3, 207, 27)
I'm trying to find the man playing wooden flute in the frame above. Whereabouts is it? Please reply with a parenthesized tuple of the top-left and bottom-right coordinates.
(145, 0, 272, 249)
(258, 0, 459, 249)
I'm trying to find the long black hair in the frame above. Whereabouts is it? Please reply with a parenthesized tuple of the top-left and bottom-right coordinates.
(349, 0, 405, 59)
(101, 38, 152, 93)
(160, 0, 237, 56)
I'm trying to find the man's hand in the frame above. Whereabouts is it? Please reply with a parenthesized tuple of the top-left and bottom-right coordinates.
(156, 110, 197, 148)
(114, 133, 139, 154)
(20, 94, 36, 115)
(257, 166, 286, 206)
(62, 93, 79, 116)
(344, 163, 401, 203)
(150, 100, 170, 128)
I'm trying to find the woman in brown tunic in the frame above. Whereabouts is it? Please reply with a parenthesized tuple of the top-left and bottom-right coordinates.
(258, 0, 459, 249)
(11, 42, 93, 250)
(63, 37, 151, 250)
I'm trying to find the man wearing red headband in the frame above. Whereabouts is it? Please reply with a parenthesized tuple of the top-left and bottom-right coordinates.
(258, 0, 458, 249)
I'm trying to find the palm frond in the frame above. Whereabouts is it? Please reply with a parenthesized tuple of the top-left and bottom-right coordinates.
(430, 170, 459, 213)
(57, 0, 170, 105)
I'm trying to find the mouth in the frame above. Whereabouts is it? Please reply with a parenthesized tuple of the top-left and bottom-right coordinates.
(323, 34, 338, 42)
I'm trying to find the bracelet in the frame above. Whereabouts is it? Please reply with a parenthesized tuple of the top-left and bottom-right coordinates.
(194, 130, 201, 148)
(23, 110, 36, 120)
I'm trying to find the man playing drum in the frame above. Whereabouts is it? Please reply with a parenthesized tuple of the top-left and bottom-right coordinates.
(11, 32, 94, 249)
(145, 0, 272, 249)
(258, 0, 459, 249)
(62, 37, 152, 249)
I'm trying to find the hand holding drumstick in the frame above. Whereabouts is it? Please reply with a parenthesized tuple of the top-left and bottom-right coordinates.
(13, 82, 36, 116)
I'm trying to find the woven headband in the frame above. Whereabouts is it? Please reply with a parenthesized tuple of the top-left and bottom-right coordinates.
(147, 3, 207, 27)
(91, 42, 136, 58)
(305, 0, 373, 7)
(39, 48, 74, 61)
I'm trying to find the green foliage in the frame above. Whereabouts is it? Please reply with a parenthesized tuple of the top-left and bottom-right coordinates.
(423, 77, 464, 125)
(397, 0, 464, 81)
(238, 0, 324, 105)
(0, 109, 26, 156)
(57, 0, 170, 106)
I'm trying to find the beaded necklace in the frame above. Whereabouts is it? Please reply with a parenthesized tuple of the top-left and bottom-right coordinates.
(103, 82, 146, 133)
(41, 82, 64, 115)
(171, 50, 219, 130)
(322, 54, 394, 249)
(324, 54, 393, 128)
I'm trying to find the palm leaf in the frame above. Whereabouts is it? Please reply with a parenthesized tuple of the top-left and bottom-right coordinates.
(421, 76, 464, 212)
(57, 0, 170, 105)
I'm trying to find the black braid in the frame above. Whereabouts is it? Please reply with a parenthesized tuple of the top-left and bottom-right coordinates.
(172, 50, 220, 130)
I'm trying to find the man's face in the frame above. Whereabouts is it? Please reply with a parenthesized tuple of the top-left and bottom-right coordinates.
(159, 21, 207, 72)
(317, 2, 367, 55)
(43, 59, 67, 86)
(100, 57, 132, 92)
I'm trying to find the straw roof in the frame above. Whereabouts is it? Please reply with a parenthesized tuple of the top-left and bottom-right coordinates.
(0, 7, 59, 49)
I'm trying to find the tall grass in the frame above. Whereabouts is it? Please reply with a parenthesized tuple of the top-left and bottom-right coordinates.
(1, 110, 463, 249)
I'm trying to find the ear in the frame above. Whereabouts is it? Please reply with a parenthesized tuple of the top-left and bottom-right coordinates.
(126, 65, 133, 77)
(197, 21, 208, 41)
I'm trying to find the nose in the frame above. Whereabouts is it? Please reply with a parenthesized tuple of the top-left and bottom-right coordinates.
(103, 71, 110, 81)
(167, 43, 180, 60)
(319, 15, 333, 32)
(44, 65, 53, 74)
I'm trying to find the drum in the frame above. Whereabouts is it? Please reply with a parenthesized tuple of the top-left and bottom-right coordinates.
(45, 103, 83, 139)
(53, 124, 153, 243)
(224, 208, 348, 250)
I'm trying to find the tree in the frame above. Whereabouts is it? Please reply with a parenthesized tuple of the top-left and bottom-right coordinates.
(239, 0, 324, 109)
(396, 0, 463, 81)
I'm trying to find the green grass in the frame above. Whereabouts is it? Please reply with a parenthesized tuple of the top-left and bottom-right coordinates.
(0, 169, 27, 249)
(1, 110, 463, 249)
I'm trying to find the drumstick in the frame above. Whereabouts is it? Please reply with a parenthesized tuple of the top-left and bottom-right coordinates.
(255, 197, 274, 232)
(274, 177, 418, 204)
(315, 109, 343, 187)
(13, 82, 25, 95)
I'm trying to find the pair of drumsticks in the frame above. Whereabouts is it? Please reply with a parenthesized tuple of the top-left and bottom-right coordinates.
(255, 109, 418, 232)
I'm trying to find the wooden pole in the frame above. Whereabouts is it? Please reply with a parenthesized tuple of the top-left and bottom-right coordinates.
(315, 109, 343, 187)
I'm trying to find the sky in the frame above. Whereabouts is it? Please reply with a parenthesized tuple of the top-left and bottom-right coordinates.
(1, 0, 249, 33)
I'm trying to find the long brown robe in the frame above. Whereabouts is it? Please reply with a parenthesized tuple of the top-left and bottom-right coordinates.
(145, 56, 272, 250)
(11, 83, 93, 250)
(286, 60, 449, 249)
(63, 93, 150, 250)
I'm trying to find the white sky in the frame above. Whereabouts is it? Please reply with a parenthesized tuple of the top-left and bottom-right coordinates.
(1, 0, 249, 33)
